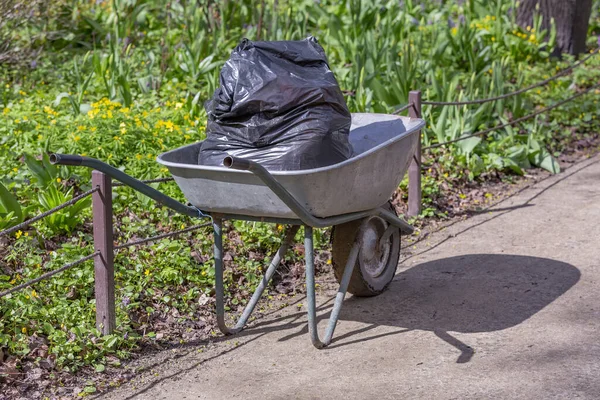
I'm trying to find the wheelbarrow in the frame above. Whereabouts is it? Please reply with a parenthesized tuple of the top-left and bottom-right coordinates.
(50, 113, 425, 348)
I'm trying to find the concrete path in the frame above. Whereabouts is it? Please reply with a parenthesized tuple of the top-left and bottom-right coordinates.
(100, 155, 600, 400)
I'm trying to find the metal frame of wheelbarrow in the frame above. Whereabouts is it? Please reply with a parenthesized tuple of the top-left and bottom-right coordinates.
(50, 153, 414, 348)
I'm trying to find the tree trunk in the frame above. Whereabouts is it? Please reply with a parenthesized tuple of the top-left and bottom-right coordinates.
(516, 0, 593, 56)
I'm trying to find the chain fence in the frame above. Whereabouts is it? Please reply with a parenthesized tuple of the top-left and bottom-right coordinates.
(0, 252, 99, 299)
(0, 187, 98, 238)
(0, 181, 207, 299)
(422, 51, 597, 107)
(114, 222, 211, 251)
(423, 84, 600, 150)
(112, 176, 173, 187)
(393, 102, 414, 114)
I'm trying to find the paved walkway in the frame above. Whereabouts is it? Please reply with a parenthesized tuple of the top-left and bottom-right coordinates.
(100, 155, 600, 400)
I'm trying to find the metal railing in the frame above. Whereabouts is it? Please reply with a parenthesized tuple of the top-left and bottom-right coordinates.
(0, 172, 208, 334)
(397, 50, 598, 216)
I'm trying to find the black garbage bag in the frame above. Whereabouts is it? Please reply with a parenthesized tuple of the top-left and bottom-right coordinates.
(198, 36, 353, 170)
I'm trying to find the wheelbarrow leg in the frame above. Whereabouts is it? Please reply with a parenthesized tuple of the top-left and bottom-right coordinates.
(305, 225, 358, 349)
(213, 218, 299, 335)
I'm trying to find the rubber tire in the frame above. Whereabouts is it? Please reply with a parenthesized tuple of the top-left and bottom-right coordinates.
(331, 202, 401, 297)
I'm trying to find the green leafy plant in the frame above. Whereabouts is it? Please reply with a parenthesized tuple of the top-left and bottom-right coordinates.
(92, 32, 134, 107)
(53, 53, 95, 117)
(0, 182, 32, 230)
(37, 185, 91, 234)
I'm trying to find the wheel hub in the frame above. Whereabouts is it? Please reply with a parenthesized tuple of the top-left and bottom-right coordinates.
(358, 217, 392, 278)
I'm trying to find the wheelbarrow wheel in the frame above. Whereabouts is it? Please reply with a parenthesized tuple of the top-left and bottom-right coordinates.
(331, 202, 401, 297)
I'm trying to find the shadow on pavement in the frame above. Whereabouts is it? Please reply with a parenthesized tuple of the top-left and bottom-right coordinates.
(327, 254, 580, 362)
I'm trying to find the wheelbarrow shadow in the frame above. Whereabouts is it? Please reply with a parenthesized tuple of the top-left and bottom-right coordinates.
(273, 254, 580, 363)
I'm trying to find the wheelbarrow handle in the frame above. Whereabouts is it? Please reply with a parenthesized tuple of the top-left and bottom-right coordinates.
(49, 154, 84, 166)
(50, 154, 204, 219)
(223, 156, 251, 171)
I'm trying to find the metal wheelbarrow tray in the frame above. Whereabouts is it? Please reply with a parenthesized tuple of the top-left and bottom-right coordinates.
(50, 113, 425, 348)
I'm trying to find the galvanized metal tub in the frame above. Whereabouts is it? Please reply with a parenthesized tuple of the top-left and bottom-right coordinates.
(157, 113, 424, 219)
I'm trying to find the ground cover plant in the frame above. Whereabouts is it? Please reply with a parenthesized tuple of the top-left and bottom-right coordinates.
(0, 0, 599, 395)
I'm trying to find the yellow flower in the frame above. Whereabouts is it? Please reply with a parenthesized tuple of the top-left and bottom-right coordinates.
(451, 27, 458, 35)
(144, 269, 150, 276)
(119, 122, 126, 128)
(22, 327, 27, 334)
(135, 154, 142, 160)
(10, 279, 16, 285)
(326, 259, 332, 265)
(15, 119, 20, 123)
(12, 167, 18, 173)
(2, 107, 9, 115)
(37, 134, 43, 141)
(50, 119, 57, 125)
(74, 135, 81, 142)
(175, 102, 183, 109)
(77, 125, 85, 131)
(31, 290, 37, 298)
(121, 127, 127, 134)
(15, 230, 23, 239)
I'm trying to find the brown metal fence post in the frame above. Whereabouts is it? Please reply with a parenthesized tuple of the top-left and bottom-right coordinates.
(92, 170, 116, 335)
(407, 90, 422, 217)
